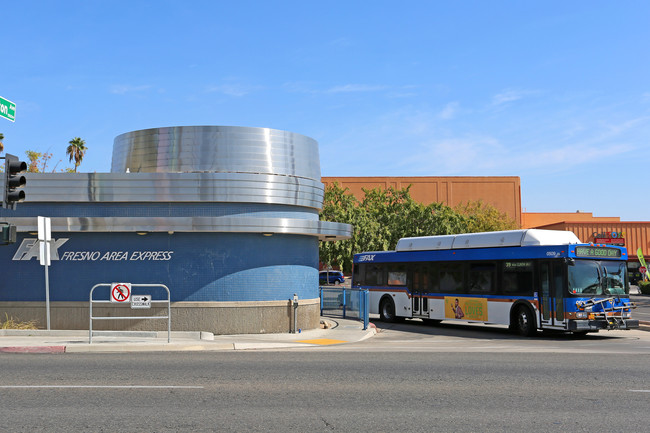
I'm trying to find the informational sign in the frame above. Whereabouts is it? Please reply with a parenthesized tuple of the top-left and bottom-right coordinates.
(110, 283, 131, 303)
(0, 96, 16, 122)
(131, 295, 151, 309)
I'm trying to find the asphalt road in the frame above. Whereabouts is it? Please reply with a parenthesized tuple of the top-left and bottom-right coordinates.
(631, 294, 650, 323)
(2, 326, 650, 432)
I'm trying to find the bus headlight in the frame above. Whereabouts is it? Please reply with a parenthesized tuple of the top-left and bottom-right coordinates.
(575, 312, 588, 319)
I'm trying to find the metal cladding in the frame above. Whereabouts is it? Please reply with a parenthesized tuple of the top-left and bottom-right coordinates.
(111, 125, 321, 179)
(5, 126, 352, 240)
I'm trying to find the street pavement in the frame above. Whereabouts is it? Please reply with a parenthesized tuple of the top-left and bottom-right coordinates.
(0, 317, 376, 353)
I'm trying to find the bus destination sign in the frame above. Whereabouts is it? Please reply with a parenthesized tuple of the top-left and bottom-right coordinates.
(574, 246, 621, 259)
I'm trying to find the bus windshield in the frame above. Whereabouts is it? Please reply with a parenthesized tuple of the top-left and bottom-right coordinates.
(568, 260, 628, 296)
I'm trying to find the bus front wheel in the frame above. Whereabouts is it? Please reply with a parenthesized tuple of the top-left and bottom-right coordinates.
(513, 306, 536, 337)
(380, 298, 397, 323)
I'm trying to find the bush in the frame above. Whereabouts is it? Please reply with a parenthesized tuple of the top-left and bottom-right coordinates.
(639, 281, 650, 295)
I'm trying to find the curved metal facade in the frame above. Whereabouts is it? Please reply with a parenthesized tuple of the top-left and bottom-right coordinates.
(0, 126, 351, 334)
(111, 125, 321, 179)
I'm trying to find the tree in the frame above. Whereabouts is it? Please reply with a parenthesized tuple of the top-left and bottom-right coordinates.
(319, 184, 471, 273)
(0, 132, 4, 153)
(454, 200, 519, 232)
(66, 137, 87, 172)
(25, 151, 55, 173)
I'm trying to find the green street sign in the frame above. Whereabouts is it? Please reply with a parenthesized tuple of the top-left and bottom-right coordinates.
(0, 96, 16, 122)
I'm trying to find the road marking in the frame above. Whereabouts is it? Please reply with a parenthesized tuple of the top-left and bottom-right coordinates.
(628, 390, 650, 393)
(0, 385, 204, 389)
(296, 338, 347, 345)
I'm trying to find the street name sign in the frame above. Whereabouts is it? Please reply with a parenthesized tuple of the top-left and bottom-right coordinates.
(0, 96, 16, 122)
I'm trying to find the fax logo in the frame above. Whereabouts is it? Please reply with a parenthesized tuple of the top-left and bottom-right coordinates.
(358, 254, 376, 262)
(12, 238, 69, 261)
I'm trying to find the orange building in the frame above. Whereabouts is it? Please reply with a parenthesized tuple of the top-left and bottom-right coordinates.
(322, 176, 522, 226)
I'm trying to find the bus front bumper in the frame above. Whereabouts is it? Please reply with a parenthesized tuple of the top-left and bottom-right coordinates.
(568, 319, 639, 331)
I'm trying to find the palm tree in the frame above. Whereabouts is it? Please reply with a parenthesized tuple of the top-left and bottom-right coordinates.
(66, 137, 87, 173)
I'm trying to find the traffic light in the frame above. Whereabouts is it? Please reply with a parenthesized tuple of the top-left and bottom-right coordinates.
(0, 222, 16, 245)
(3, 153, 27, 210)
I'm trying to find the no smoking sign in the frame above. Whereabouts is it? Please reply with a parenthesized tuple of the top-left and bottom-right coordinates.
(110, 283, 131, 303)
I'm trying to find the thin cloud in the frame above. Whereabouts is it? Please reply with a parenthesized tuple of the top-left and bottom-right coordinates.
(491, 88, 538, 106)
(439, 102, 460, 120)
(109, 84, 152, 94)
(206, 83, 261, 97)
(325, 84, 388, 93)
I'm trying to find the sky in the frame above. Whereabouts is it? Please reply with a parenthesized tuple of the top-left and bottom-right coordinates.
(1, 1, 649, 221)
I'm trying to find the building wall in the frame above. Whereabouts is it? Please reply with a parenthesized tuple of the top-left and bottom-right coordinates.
(522, 212, 620, 228)
(536, 221, 650, 262)
(322, 176, 522, 225)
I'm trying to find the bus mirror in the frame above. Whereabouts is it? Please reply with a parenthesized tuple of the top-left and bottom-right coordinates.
(566, 258, 575, 266)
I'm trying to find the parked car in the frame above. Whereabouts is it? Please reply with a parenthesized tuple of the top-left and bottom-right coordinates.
(319, 270, 345, 285)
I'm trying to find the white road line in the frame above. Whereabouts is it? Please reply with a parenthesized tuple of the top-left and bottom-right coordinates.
(0, 385, 204, 389)
(628, 390, 650, 393)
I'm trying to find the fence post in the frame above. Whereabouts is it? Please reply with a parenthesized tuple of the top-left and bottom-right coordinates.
(363, 289, 369, 330)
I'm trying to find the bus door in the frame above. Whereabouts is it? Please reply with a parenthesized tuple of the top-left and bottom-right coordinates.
(409, 265, 429, 318)
(539, 261, 566, 329)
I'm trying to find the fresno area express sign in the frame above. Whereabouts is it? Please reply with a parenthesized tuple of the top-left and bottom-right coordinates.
(12, 238, 174, 262)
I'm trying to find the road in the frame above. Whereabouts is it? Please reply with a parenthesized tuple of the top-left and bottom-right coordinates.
(631, 294, 650, 323)
(1, 324, 650, 432)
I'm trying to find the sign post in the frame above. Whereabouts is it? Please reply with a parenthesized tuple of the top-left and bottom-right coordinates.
(38, 216, 52, 330)
(0, 96, 16, 122)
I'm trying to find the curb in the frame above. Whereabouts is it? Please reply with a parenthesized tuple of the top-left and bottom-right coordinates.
(0, 346, 66, 354)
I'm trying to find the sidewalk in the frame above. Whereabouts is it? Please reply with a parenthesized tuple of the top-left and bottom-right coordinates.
(0, 318, 376, 354)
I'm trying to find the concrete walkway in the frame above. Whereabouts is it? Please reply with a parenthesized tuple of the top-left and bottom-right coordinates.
(0, 318, 376, 353)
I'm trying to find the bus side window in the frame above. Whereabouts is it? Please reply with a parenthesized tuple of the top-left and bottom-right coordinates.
(468, 263, 495, 294)
(353, 264, 364, 286)
(440, 262, 463, 293)
(429, 263, 440, 293)
(365, 264, 386, 286)
(501, 261, 534, 296)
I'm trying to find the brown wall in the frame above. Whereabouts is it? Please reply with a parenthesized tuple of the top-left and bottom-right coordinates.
(322, 176, 522, 225)
(522, 212, 620, 228)
(536, 221, 650, 261)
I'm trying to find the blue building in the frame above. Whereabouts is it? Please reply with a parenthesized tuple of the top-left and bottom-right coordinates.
(0, 126, 351, 333)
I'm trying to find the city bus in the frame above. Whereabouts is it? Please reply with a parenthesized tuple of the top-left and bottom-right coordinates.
(352, 229, 638, 336)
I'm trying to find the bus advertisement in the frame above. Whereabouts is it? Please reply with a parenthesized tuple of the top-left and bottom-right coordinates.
(352, 229, 638, 336)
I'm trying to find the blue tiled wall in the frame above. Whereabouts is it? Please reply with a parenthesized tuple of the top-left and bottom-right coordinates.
(0, 232, 319, 303)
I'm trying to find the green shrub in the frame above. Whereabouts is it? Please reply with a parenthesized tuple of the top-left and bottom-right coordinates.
(639, 281, 650, 295)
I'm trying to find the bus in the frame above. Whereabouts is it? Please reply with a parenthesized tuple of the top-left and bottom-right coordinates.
(352, 229, 638, 336)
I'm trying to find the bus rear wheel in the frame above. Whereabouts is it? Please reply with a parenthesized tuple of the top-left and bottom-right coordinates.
(513, 306, 536, 337)
(380, 298, 397, 323)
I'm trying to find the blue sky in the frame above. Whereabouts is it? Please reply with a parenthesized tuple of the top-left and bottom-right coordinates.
(1, 1, 649, 221)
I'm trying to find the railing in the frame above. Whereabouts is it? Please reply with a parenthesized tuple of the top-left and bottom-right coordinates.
(319, 287, 369, 330)
(89, 283, 171, 343)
